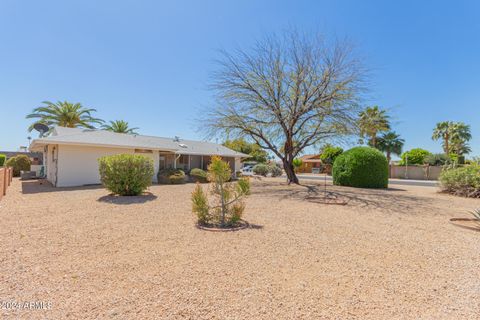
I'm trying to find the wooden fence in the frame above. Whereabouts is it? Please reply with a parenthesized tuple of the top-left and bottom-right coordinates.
(0, 167, 13, 201)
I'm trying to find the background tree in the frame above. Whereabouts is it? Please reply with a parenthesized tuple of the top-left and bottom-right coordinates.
(319, 144, 343, 165)
(432, 121, 453, 154)
(399, 148, 431, 165)
(358, 106, 390, 147)
(204, 31, 365, 184)
(292, 158, 303, 173)
(27, 101, 103, 132)
(102, 120, 139, 134)
(375, 131, 404, 163)
(223, 138, 268, 163)
(432, 121, 471, 155)
(449, 122, 471, 156)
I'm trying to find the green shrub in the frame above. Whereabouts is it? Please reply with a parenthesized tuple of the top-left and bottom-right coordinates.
(0, 154, 6, 167)
(399, 148, 431, 165)
(98, 154, 154, 196)
(439, 164, 480, 198)
(268, 164, 282, 177)
(189, 168, 208, 183)
(320, 145, 344, 165)
(424, 153, 450, 166)
(333, 147, 388, 188)
(253, 163, 269, 176)
(157, 168, 186, 184)
(6, 155, 31, 177)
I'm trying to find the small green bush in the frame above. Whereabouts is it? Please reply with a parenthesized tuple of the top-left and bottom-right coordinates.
(157, 168, 186, 184)
(98, 154, 154, 196)
(268, 164, 282, 177)
(0, 154, 6, 166)
(399, 148, 431, 165)
(189, 168, 208, 183)
(6, 155, 31, 177)
(333, 147, 388, 188)
(439, 164, 480, 198)
(253, 163, 269, 176)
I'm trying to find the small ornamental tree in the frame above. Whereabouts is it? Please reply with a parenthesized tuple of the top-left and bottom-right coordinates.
(292, 158, 303, 172)
(98, 154, 154, 196)
(191, 156, 250, 227)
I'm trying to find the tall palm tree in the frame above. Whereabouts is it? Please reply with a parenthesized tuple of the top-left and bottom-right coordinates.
(358, 106, 390, 147)
(102, 120, 139, 134)
(432, 121, 453, 154)
(432, 121, 471, 155)
(450, 122, 472, 155)
(375, 131, 405, 163)
(27, 101, 104, 132)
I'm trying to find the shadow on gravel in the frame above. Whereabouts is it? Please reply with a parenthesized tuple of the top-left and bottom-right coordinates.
(253, 180, 438, 215)
(97, 192, 158, 205)
(22, 180, 104, 194)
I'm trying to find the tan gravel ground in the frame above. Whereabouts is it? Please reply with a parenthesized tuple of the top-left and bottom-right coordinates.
(1, 177, 479, 319)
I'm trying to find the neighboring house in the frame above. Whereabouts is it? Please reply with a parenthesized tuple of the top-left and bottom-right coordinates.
(0, 151, 43, 165)
(29, 127, 248, 187)
(297, 154, 323, 173)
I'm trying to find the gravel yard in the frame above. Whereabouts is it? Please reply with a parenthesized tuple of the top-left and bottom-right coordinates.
(1, 177, 479, 319)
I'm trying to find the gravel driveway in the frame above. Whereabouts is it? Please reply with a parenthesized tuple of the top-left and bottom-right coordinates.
(1, 178, 479, 319)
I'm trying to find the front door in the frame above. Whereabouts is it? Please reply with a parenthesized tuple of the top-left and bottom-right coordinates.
(159, 156, 166, 170)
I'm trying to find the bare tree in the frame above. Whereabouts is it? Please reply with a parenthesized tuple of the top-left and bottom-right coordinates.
(204, 31, 366, 184)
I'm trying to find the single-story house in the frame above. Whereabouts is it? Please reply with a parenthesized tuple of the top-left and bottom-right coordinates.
(29, 127, 248, 187)
(297, 154, 323, 173)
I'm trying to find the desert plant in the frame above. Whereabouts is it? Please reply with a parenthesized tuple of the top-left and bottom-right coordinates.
(157, 168, 186, 184)
(470, 208, 480, 220)
(189, 168, 208, 183)
(319, 145, 343, 165)
(268, 165, 282, 177)
(191, 156, 250, 227)
(0, 154, 6, 166)
(432, 121, 472, 156)
(5, 155, 31, 177)
(399, 148, 431, 165)
(98, 154, 154, 196)
(439, 164, 480, 198)
(333, 147, 388, 188)
(424, 153, 450, 166)
(253, 163, 270, 176)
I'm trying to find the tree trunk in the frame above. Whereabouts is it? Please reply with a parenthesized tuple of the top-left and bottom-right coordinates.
(283, 160, 299, 184)
(444, 133, 449, 154)
(371, 134, 377, 148)
(386, 151, 391, 164)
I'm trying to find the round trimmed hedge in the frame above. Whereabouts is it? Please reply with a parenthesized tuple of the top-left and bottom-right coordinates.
(332, 147, 388, 188)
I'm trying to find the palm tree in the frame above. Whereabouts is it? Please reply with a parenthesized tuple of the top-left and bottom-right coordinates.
(432, 121, 471, 155)
(358, 106, 390, 147)
(432, 121, 453, 154)
(102, 120, 139, 134)
(376, 131, 405, 163)
(27, 101, 104, 132)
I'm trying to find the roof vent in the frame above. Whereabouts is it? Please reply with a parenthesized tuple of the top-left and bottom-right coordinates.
(174, 136, 180, 142)
(179, 143, 188, 148)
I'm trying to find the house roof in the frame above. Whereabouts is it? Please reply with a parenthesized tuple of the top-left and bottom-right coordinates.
(300, 154, 322, 163)
(29, 127, 249, 158)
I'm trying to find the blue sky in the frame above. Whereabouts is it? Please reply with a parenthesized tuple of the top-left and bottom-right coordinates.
(1, 0, 479, 157)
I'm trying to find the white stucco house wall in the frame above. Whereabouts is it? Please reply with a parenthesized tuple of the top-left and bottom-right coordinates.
(29, 127, 247, 187)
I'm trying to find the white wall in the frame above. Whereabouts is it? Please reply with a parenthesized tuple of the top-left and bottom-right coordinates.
(56, 145, 135, 187)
